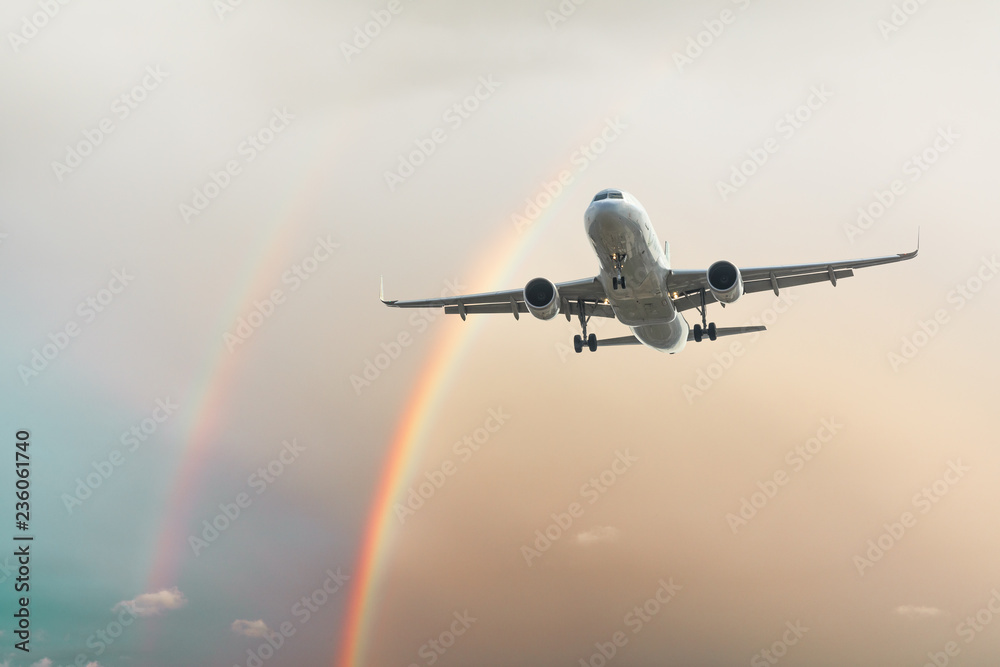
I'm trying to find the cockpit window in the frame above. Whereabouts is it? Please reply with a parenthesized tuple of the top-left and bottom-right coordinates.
(592, 190, 623, 202)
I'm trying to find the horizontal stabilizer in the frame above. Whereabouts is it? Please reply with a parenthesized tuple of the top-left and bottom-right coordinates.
(687, 325, 766, 342)
(594, 335, 643, 347)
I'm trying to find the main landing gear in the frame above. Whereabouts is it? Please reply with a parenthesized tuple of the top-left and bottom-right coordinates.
(692, 322, 717, 343)
(691, 289, 717, 343)
(573, 299, 598, 353)
(610, 253, 627, 290)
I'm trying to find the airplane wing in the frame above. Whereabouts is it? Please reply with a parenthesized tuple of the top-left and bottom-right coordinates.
(380, 276, 616, 320)
(666, 240, 919, 314)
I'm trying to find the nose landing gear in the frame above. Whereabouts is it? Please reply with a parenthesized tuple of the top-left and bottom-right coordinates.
(610, 253, 627, 290)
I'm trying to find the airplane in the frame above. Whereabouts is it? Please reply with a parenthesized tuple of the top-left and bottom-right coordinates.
(381, 188, 918, 354)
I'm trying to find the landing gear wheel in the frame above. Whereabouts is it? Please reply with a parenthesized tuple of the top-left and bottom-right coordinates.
(574, 299, 597, 354)
(612, 277, 618, 290)
(693, 324, 703, 343)
(620, 276, 626, 289)
(708, 322, 717, 341)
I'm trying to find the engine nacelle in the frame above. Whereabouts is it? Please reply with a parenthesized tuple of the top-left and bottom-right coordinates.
(707, 260, 744, 304)
(524, 277, 560, 320)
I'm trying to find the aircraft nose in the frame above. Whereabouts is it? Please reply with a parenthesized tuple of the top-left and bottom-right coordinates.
(585, 201, 624, 234)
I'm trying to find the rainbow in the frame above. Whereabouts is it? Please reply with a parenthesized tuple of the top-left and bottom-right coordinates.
(133, 115, 619, 664)
(336, 178, 584, 667)
(143, 154, 327, 619)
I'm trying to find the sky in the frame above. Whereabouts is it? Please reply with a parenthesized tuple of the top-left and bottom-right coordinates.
(1, 0, 999, 665)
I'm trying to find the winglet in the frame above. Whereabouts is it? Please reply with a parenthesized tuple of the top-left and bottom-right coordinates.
(898, 228, 920, 260)
(380, 276, 397, 306)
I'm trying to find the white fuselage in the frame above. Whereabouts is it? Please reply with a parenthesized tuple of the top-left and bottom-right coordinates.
(584, 190, 689, 353)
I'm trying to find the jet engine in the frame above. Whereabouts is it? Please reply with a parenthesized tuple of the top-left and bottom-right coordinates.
(524, 277, 560, 320)
(707, 260, 744, 304)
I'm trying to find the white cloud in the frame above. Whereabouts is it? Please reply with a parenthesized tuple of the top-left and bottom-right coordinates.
(30, 659, 52, 667)
(113, 587, 188, 617)
(231, 619, 271, 638)
(895, 605, 945, 618)
(576, 526, 619, 545)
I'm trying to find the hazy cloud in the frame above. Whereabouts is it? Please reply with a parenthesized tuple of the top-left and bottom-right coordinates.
(231, 619, 271, 638)
(27, 657, 99, 667)
(576, 526, 619, 545)
(113, 587, 188, 617)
